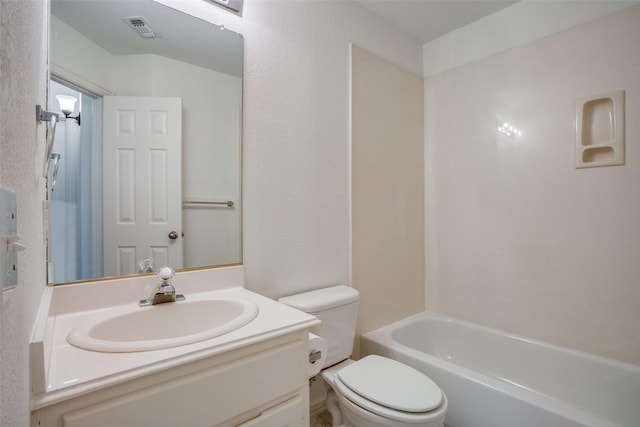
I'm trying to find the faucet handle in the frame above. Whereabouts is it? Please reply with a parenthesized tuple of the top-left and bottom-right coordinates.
(157, 266, 175, 282)
(139, 266, 183, 307)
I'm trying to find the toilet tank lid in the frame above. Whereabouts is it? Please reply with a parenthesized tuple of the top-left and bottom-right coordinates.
(278, 285, 359, 312)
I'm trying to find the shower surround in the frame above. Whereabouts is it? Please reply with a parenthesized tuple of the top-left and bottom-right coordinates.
(423, 4, 640, 365)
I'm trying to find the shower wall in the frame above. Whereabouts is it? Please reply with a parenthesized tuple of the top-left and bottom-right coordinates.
(424, 5, 640, 364)
(351, 45, 425, 342)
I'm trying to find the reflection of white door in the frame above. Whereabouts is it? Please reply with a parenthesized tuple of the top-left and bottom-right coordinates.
(102, 96, 183, 276)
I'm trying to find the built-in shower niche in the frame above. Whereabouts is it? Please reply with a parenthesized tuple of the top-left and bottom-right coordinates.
(575, 90, 624, 168)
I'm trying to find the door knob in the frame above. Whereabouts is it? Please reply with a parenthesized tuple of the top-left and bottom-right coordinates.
(168, 231, 179, 240)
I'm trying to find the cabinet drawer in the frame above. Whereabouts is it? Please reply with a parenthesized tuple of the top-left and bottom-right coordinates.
(61, 339, 306, 427)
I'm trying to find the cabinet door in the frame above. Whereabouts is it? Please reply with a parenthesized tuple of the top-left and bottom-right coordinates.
(238, 395, 303, 427)
(60, 340, 305, 427)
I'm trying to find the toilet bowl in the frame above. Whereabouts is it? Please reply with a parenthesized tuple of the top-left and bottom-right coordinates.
(323, 357, 447, 427)
(278, 285, 448, 427)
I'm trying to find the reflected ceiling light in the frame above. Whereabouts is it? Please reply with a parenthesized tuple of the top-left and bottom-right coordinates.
(56, 94, 81, 125)
(496, 120, 521, 138)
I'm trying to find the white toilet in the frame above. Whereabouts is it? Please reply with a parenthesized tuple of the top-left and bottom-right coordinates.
(279, 285, 447, 427)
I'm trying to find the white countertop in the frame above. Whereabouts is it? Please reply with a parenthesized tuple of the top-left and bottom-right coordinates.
(30, 266, 318, 409)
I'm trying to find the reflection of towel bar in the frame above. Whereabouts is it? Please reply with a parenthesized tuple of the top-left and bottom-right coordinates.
(36, 105, 59, 178)
(183, 200, 234, 207)
(49, 154, 61, 192)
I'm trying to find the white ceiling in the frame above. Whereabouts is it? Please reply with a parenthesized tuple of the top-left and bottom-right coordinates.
(52, 0, 244, 77)
(52, 0, 520, 79)
(355, 0, 519, 43)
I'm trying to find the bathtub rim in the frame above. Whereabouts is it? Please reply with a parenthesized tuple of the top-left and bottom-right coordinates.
(360, 310, 640, 427)
(362, 311, 640, 372)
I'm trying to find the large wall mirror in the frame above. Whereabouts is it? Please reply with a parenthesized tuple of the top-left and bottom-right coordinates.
(48, 0, 243, 284)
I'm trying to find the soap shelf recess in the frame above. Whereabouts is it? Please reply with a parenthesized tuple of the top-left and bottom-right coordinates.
(575, 90, 624, 169)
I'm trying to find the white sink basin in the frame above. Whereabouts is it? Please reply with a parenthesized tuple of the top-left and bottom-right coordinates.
(67, 298, 259, 352)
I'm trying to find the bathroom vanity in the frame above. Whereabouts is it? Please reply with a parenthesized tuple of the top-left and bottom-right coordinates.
(30, 266, 319, 427)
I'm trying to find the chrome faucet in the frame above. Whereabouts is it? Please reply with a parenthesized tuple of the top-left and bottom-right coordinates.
(139, 267, 185, 307)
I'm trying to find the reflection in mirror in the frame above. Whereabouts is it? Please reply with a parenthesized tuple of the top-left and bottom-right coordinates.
(48, 0, 243, 284)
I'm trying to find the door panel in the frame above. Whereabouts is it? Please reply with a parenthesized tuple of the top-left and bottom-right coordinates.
(102, 96, 183, 276)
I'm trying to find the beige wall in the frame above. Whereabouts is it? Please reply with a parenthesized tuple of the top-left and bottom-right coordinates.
(425, 5, 640, 365)
(351, 45, 425, 345)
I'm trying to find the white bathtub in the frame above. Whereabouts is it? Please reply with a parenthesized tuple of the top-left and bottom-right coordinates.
(360, 312, 640, 427)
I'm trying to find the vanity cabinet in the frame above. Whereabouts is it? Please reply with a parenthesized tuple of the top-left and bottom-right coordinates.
(32, 332, 310, 427)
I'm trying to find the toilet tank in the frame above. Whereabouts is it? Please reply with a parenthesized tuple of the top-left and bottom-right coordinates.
(279, 285, 359, 368)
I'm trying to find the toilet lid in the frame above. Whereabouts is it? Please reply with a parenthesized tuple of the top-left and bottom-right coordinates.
(337, 355, 443, 413)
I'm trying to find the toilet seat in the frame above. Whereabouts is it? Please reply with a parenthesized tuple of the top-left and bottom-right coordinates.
(334, 355, 444, 423)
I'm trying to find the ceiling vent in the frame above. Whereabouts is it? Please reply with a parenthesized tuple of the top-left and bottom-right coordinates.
(122, 16, 157, 39)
